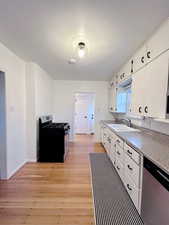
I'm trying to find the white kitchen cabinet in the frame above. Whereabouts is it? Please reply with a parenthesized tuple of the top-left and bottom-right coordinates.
(118, 60, 133, 84)
(100, 124, 143, 212)
(100, 125, 105, 145)
(131, 51, 169, 118)
(124, 153, 140, 187)
(115, 159, 124, 181)
(116, 143, 124, 162)
(109, 133, 117, 165)
(109, 85, 117, 112)
(146, 19, 169, 63)
(130, 67, 146, 116)
(124, 143, 140, 165)
(133, 45, 147, 73)
(143, 51, 169, 118)
(124, 174, 140, 211)
(102, 128, 112, 155)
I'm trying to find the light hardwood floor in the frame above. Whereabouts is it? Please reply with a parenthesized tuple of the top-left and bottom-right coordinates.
(0, 135, 105, 225)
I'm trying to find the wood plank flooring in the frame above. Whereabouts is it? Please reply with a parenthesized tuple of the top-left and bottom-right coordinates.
(0, 135, 105, 225)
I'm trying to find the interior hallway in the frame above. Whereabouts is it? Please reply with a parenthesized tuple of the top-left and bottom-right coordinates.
(0, 135, 105, 225)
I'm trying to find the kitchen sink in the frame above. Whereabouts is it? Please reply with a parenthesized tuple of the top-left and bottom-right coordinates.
(107, 124, 140, 132)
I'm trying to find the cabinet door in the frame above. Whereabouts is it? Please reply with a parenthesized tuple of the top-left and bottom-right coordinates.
(133, 45, 147, 73)
(118, 61, 132, 84)
(109, 86, 117, 112)
(147, 19, 169, 62)
(100, 126, 104, 144)
(131, 68, 146, 116)
(144, 51, 169, 118)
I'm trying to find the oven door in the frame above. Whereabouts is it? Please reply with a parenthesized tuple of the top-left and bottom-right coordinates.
(141, 157, 169, 225)
(64, 129, 69, 160)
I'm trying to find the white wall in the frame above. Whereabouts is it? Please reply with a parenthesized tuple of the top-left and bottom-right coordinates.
(53, 80, 112, 141)
(0, 42, 26, 179)
(26, 63, 53, 162)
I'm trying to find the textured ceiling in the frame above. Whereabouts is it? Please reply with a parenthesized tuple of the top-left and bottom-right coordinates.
(0, 0, 169, 80)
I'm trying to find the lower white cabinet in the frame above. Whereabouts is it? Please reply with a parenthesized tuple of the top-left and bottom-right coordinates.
(100, 124, 143, 213)
(109, 133, 116, 165)
(115, 144, 124, 162)
(115, 159, 124, 182)
(124, 152, 140, 187)
(124, 174, 140, 211)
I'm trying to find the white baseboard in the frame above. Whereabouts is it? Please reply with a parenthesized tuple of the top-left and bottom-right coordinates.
(27, 158, 37, 162)
(7, 160, 27, 179)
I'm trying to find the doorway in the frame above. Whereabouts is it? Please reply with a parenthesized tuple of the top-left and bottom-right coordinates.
(74, 93, 95, 135)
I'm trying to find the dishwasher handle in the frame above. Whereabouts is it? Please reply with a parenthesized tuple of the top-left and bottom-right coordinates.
(144, 157, 169, 191)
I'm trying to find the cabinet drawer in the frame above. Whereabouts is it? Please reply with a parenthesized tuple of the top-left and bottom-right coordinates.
(115, 159, 124, 182)
(109, 149, 116, 166)
(124, 143, 140, 164)
(124, 174, 139, 210)
(116, 137, 124, 148)
(116, 144, 124, 162)
(124, 153, 140, 187)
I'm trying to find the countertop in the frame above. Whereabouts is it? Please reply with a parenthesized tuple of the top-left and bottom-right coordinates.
(101, 120, 169, 175)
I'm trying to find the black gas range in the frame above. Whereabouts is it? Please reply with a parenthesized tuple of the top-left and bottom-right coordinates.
(38, 115, 70, 162)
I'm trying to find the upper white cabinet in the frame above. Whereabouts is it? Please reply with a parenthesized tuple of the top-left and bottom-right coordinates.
(131, 51, 169, 118)
(109, 84, 117, 112)
(146, 19, 169, 63)
(133, 19, 169, 74)
(133, 45, 147, 73)
(110, 18, 169, 119)
(143, 51, 169, 118)
(130, 68, 145, 116)
(118, 60, 133, 84)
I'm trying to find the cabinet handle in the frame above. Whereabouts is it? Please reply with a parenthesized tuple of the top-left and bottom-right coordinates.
(127, 150, 132, 155)
(144, 106, 148, 113)
(117, 151, 121, 155)
(117, 166, 120, 170)
(127, 164, 133, 171)
(138, 106, 142, 113)
(147, 51, 151, 59)
(141, 56, 144, 63)
(131, 60, 134, 73)
(127, 184, 132, 191)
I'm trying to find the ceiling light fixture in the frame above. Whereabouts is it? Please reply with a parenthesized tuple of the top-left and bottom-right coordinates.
(78, 42, 86, 58)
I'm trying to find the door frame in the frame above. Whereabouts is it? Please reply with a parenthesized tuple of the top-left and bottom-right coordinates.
(73, 92, 95, 139)
(0, 71, 7, 179)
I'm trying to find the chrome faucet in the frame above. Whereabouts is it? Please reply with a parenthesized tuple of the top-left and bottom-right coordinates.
(121, 118, 132, 127)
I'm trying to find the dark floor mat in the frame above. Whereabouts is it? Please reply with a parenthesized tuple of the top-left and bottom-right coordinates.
(89, 153, 144, 225)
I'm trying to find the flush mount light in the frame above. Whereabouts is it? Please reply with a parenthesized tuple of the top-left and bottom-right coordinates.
(68, 58, 77, 64)
(68, 36, 88, 64)
(78, 42, 86, 58)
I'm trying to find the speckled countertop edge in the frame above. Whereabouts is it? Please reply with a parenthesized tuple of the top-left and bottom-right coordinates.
(100, 120, 169, 175)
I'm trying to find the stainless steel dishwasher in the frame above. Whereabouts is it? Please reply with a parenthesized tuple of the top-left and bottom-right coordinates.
(141, 157, 169, 225)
